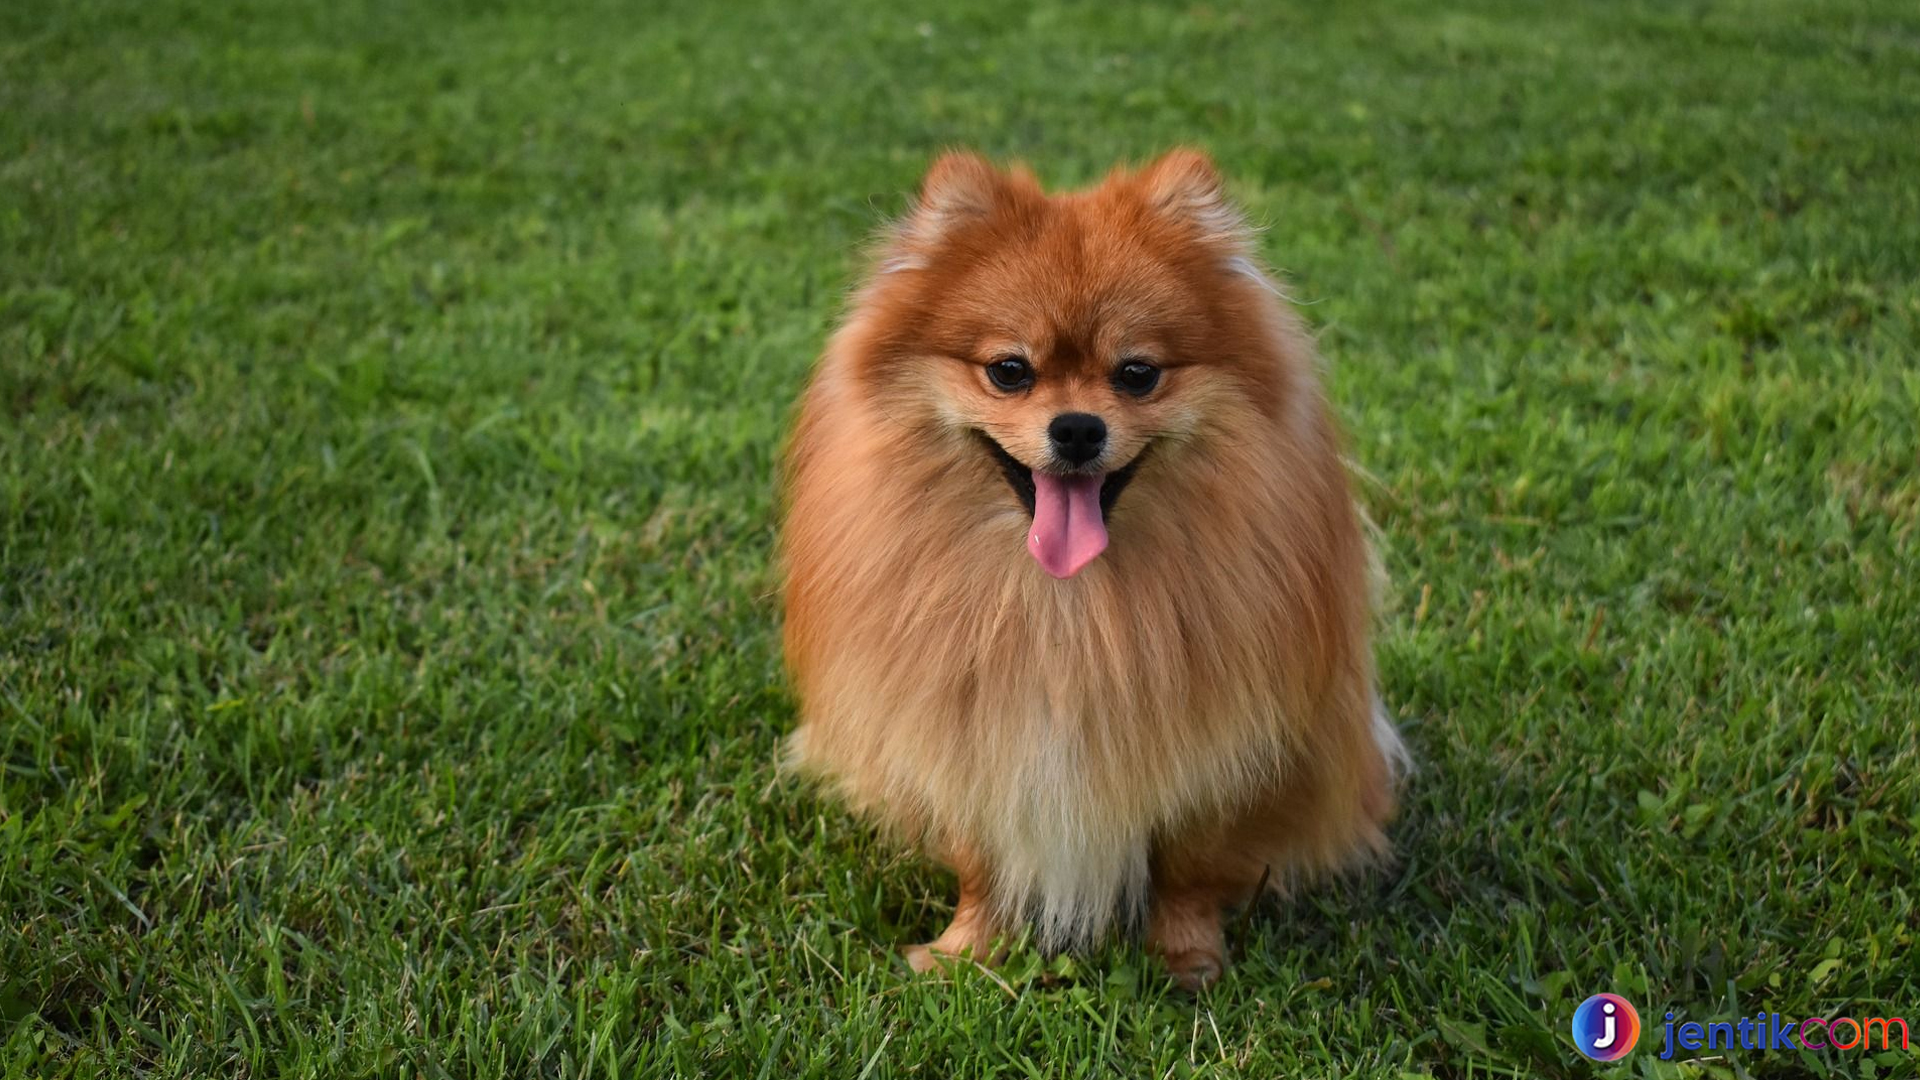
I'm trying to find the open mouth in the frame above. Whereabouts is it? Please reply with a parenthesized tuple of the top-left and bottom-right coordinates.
(975, 431, 1147, 579)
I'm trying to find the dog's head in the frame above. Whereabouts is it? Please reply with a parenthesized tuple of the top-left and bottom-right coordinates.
(846, 149, 1298, 579)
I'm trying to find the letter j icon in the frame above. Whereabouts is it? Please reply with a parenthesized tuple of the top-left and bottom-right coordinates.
(1572, 994, 1641, 1062)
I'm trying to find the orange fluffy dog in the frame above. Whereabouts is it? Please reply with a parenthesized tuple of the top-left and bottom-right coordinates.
(780, 149, 1406, 989)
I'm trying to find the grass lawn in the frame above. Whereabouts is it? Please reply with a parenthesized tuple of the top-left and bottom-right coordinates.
(4, 0, 1918, 1075)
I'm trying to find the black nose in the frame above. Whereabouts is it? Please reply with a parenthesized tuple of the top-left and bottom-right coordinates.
(1048, 412, 1107, 466)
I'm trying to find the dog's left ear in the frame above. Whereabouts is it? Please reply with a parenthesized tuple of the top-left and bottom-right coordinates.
(1140, 148, 1251, 247)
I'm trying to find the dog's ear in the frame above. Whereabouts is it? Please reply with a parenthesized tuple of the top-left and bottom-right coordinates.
(883, 152, 1035, 271)
(916, 151, 1008, 226)
(1140, 148, 1250, 246)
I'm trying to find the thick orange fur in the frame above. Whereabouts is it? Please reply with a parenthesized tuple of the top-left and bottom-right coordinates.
(780, 149, 1406, 988)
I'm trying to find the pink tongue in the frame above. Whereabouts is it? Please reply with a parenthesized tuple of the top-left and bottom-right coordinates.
(1028, 472, 1108, 579)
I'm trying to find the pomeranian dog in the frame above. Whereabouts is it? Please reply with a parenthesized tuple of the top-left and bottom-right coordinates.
(780, 149, 1406, 989)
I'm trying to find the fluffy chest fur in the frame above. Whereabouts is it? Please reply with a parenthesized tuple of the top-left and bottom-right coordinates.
(785, 562, 1298, 945)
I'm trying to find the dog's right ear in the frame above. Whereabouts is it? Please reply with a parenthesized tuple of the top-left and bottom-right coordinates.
(883, 152, 1033, 272)
(917, 152, 1006, 225)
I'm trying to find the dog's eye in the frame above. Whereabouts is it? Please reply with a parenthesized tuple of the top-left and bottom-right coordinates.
(1113, 360, 1161, 396)
(986, 356, 1034, 392)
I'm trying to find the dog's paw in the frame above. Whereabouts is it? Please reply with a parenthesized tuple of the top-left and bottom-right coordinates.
(1160, 948, 1225, 992)
(903, 940, 1004, 975)
(901, 943, 943, 974)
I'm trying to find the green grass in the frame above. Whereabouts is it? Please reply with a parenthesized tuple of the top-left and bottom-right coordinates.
(3, 0, 1917, 1076)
